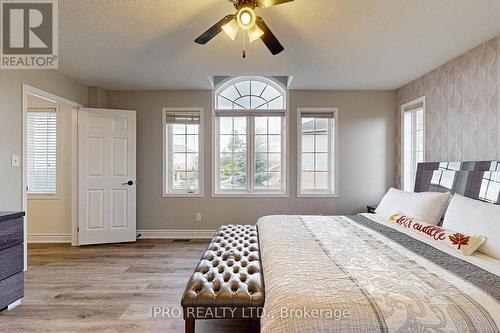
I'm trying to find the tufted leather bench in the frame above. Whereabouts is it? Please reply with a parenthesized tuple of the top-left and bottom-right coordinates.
(181, 225, 264, 333)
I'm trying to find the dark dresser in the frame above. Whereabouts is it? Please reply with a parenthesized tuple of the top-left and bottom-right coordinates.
(0, 211, 24, 311)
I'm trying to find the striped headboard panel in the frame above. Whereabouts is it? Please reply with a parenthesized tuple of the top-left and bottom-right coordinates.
(415, 161, 500, 205)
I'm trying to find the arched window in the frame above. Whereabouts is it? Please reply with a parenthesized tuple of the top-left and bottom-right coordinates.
(216, 77, 286, 110)
(213, 77, 288, 195)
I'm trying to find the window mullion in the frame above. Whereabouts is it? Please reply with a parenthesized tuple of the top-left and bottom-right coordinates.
(215, 117, 221, 193)
(328, 119, 333, 192)
(249, 116, 255, 193)
(267, 117, 271, 191)
(332, 119, 336, 192)
(281, 116, 286, 193)
(231, 117, 235, 191)
(167, 125, 173, 192)
(298, 113, 302, 194)
(313, 119, 317, 189)
(412, 110, 417, 191)
(184, 125, 188, 193)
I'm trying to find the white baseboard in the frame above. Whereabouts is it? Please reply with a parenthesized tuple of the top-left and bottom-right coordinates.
(137, 229, 216, 239)
(28, 230, 215, 243)
(28, 233, 71, 243)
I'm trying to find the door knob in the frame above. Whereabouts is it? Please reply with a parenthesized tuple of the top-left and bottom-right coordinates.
(122, 181, 134, 186)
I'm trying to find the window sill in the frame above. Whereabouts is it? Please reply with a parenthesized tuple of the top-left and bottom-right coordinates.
(163, 193, 204, 198)
(28, 194, 59, 200)
(297, 193, 339, 198)
(213, 192, 289, 198)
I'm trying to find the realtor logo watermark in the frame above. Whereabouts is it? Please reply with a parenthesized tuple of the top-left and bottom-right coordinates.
(1, 0, 58, 69)
(150, 306, 351, 321)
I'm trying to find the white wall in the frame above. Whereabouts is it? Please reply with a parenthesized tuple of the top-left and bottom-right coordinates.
(107, 89, 396, 230)
(0, 71, 87, 211)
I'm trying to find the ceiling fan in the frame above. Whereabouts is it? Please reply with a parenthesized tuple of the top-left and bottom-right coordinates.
(194, 0, 294, 56)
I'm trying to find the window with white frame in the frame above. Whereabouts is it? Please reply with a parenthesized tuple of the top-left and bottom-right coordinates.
(298, 108, 338, 196)
(163, 108, 203, 196)
(27, 108, 58, 195)
(401, 97, 425, 192)
(214, 77, 287, 195)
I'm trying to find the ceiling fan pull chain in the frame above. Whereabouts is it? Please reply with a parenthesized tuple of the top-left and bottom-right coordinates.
(242, 32, 247, 58)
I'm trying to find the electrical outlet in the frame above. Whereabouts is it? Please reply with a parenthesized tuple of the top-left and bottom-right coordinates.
(195, 213, 202, 222)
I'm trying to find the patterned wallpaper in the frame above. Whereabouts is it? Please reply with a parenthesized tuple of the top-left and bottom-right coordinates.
(395, 36, 500, 187)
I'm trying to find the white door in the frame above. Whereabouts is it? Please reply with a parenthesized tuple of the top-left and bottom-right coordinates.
(78, 108, 137, 245)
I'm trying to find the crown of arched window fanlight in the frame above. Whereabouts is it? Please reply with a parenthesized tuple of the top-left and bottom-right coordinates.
(216, 77, 286, 110)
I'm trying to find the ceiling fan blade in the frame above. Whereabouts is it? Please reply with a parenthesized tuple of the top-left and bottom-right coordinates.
(255, 0, 294, 8)
(255, 17, 284, 55)
(195, 14, 235, 45)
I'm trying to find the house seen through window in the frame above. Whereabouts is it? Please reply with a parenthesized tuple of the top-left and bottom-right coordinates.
(163, 109, 203, 196)
(298, 108, 337, 196)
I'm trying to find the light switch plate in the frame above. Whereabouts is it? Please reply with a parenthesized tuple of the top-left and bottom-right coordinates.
(11, 155, 20, 167)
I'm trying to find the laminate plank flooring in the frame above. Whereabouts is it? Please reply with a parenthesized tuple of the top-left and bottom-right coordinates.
(0, 240, 254, 332)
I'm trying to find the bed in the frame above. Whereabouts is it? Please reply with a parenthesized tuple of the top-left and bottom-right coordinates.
(257, 161, 500, 332)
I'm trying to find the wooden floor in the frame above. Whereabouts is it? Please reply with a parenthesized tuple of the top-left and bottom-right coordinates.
(0, 240, 255, 332)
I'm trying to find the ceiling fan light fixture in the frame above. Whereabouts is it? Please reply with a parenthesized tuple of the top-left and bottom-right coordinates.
(236, 7, 256, 30)
(240, 12, 252, 25)
(248, 25, 264, 43)
(194, 0, 293, 55)
(222, 18, 240, 40)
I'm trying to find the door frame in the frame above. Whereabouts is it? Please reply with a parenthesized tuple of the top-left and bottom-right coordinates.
(22, 84, 82, 269)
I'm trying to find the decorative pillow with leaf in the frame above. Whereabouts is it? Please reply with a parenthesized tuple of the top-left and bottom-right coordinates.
(389, 214, 487, 256)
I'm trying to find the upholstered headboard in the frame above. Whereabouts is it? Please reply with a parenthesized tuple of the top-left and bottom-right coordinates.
(415, 161, 500, 205)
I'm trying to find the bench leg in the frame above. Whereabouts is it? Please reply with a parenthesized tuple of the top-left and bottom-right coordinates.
(185, 319, 195, 333)
(252, 319, 260, 333)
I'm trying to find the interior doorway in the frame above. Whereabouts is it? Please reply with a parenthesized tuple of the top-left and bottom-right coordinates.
(22, 85, 81, 270)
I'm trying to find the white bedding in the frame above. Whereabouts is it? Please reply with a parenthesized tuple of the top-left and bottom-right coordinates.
(257, 213, 500, 333)
(362, 213, 500, 276)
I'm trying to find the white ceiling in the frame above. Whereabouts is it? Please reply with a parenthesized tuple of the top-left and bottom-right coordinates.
(59, 0, 500, 90)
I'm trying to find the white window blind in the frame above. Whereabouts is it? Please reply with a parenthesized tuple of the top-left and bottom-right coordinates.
(27, 109, 57, 195)
(165, 112, 200, 125)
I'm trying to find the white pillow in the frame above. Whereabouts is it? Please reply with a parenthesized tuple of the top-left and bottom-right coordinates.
(443, 194, 500, 259)
(375, 188, 451, 225)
